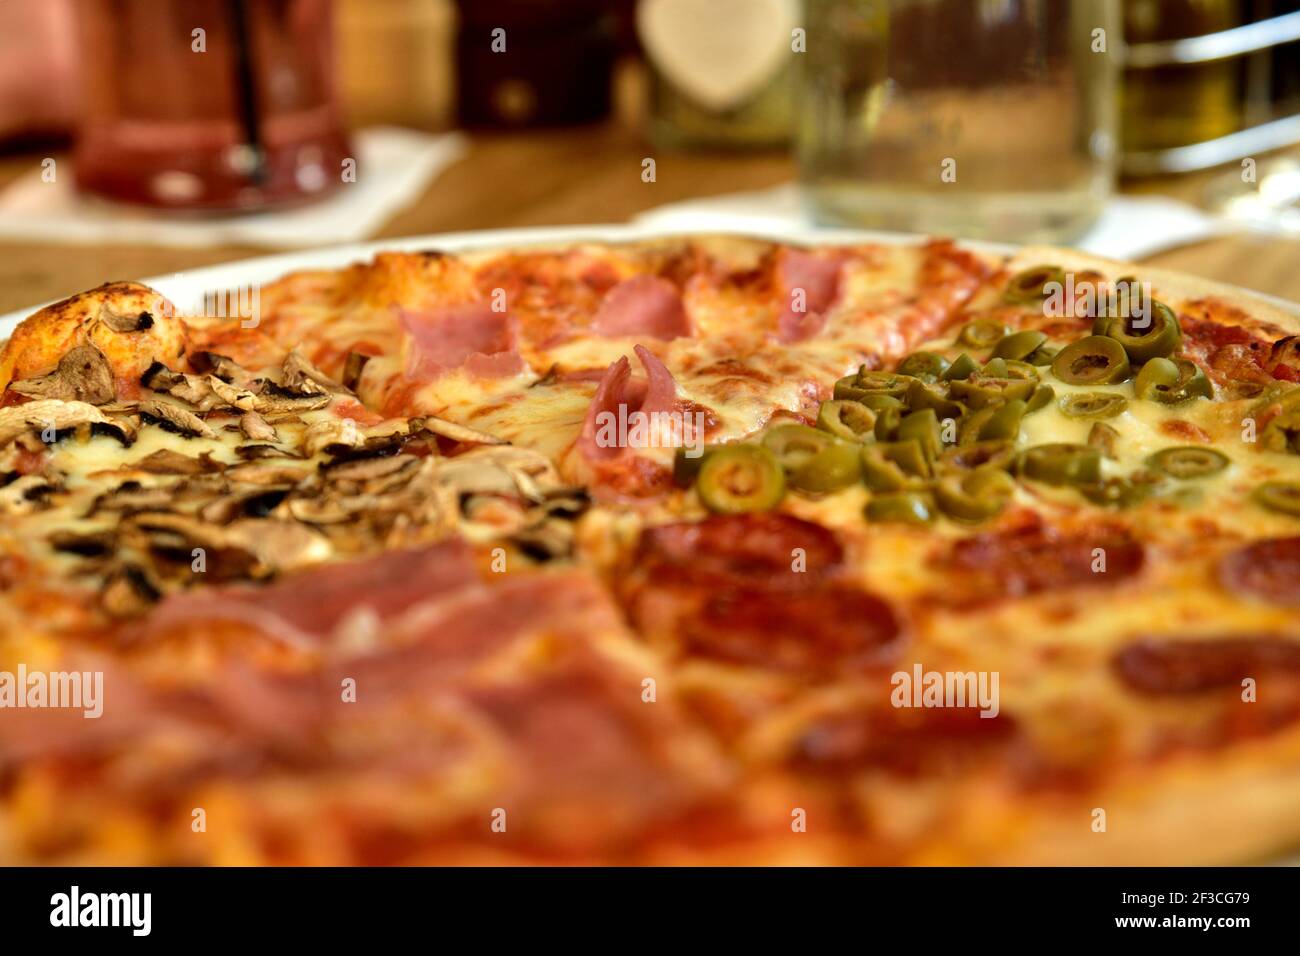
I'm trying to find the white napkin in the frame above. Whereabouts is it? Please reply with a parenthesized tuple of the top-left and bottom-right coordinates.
(0, 127, 467, 249)
(633, 182, 1224, 260)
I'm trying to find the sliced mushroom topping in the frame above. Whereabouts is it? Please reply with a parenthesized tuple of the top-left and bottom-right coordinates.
(49, 528, 116, 557)
(239, 410, 277, 442)
(224, 460, 311, 486)
(436, 445, 563, 502)
(235, 443, 299, 461)
(9, 344, 116, 405)
(89, 481, 178, 516)
(140, 360, 213, 406)
(198, 487, 291, 524)
(126, 511, 332, 577)
(132, 448, 224, 476)
(321, 453, 418, 484)
(412, 415, 506, 446)
(189, 350, 245, 383)
(101, 563, 161, 618)
(0, 399, 133, 447)
(281, 350, 336, 395)
(302, 418, 409, 458)
(99, 304, 155, 333)
(137, 400, 217, 439)
(207, 376, 261, 412)
(342, 351, 370, 391)
(0, 474, 59, 514)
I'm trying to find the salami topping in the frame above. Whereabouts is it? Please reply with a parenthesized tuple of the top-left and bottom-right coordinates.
(941, 519, 1144, 602)
(1114, 636, 1300, 695)
(685, 586, 900, 677)
(636, 513, 844, 590)
(1218, 536, 1300, 606)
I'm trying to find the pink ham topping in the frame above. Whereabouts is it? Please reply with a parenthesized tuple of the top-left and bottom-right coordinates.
(398, 303, 526, 379)
(578, 344, 680, 462)
(775, 250, 844, 343)
(592, 275, 692, 340)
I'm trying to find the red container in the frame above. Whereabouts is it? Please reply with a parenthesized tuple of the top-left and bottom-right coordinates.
(74, 0, 351, 211)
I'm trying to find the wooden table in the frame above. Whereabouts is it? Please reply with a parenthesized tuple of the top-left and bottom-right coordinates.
(1, 122, 1298, 317)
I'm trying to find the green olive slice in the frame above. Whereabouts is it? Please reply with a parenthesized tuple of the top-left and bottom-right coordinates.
(1003, 265, 1066, 305)
(763, 424, 832, 472)
(1058, 392, 1128, 419)
(895, 351, 950, 382)
(1051, 336, 1132, 386)
(1019, 443, 1103, 486)
(1026, 382, 1056, 412)
(816, 400, 877, 442)
(935, 465, 1016, 522)
(1261, 409, 1300, 455)
(1098, 301, 1182, 363)
(992, 329, 1048, 362)
(949, 375, 1036, 409)
(978, 398, 1028, 441)
(1025, 344, 1058, 367)
(1133, 357, 1213, 404)
(861, 439, 932, 491)
(1079, 474, 1161, 508)
(789, 439, 863, 494)
(1255, 480, 1300, 517)
(673, 446, 709, 487)
(1146, 446, 1230, 479)
(695, 444, 785, 514)
(896, 408, 943, 461)
(941, 352, 981, 381)
(906, 380, 964, 420)
(866, 490, 935, 524)
(957, 319, 1009, 349)
(939, 439, 1016, 472)
(1087, 421, 1120, 459)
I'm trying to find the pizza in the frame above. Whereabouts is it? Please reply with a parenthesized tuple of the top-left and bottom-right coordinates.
(0, 234, 1298, 865)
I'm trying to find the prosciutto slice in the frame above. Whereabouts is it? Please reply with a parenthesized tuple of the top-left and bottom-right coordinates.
(775, 250, 844, 343)
(578, 344, 680, 463)
(592, 275, 692, 340)
(398, 304, 526, 380)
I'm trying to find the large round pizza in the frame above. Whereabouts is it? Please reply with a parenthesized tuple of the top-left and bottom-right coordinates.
(0, 234, 1297, 865)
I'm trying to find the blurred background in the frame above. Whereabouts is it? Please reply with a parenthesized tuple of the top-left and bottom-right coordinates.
(0, 0, 1298, 314)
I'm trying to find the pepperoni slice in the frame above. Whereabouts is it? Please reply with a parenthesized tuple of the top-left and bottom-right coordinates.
(1218, 537, 1300, 607)
(789, 705, 1018, 778)
(684, 586, 900, 678)
(636, 513, 844, 591)
(940, 520, 1143, 602)
(1114, 636, 1300, 695)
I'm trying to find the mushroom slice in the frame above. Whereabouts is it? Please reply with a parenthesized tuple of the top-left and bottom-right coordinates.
(224, 460, 311, 486)
(132, 448, 223, 476)
(101, 564, 161, 618)
(0, 474, 59, 514)
(342, 351, 370, 391)
(189, 350, 247, 384)
(207, 377, 261, 412)
(199, 487, 290, 524)
(137, 400, 217, 439)
(322, 453, 419, 484)
(0, 399, 127, 446)
(9, 344, 116, 405)
(99, 303, 155, 333)
(239, 410, 277, 442)
(127, 511, 331, 578)
(49, 528, 116, 557)
(302, 418, 409, 458)
(281, 350, 337, 395)
(412, 415, 506, 446)
(235, 443, 299, 461)
(140, 360, 213, 406)
(90, 482, 177, 516)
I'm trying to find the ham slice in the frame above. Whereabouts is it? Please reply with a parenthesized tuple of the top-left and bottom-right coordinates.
(775, 250, 844, 343)
(143, 539, 479, 649)
(592, 275, 692, 340)
(398, 304, 526, 380)
(578, 344, 679, 463)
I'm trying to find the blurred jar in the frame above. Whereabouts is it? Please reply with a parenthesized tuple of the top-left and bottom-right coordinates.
(75, 0, 351, 211)
(638, 0, 796, 149)
(799, 0, 1119, 243)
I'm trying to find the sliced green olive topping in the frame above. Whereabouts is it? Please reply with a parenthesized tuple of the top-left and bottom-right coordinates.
(941, 352, 981, 381)
(1003, 265, 1066, 305)
(861, 439, 932, 491)
(789, 439, 863, 494)
(1019, 443, 1103, 486)
(1026, 382, 1056, 412)
(1087, 421, 1120, 459)
(934, 465, 1016, 521)
(957, 319, 1008, 349)
(1098, 300, 1182, 363)
(1051, 335, 1131, 386)
(1025, 344, 1058, 367)
(1146, 446, 1230, 479)
(866, 490, 935, 524)
(695, 444, 785, 514)
(1058, 391, 1128, 419)
(1255, 480, 1300, 517)
(895, 351, 950, 382)
(1133, 357, 1213, 404)
(673, 446, 709, 487)
(1261, 408, 1300, 455)
(939, 439, 1016, 472)
(762, 424, 834, 473)
(1079, 472, 1163, 508)
(896, 408, 943, 461)
(906, 380, 965, 419)
(949, 374, 1036, 409)
(816, 400, 877, 442)
(978, 398, 1028, 441)
(992, 329, 1048, 362)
